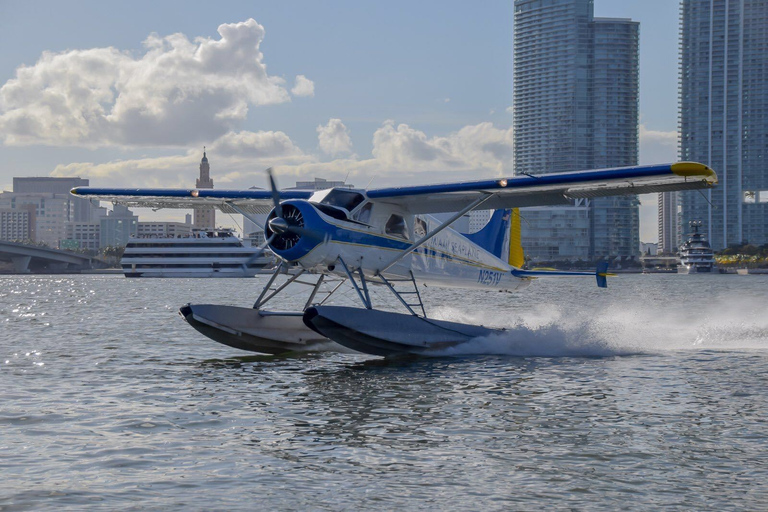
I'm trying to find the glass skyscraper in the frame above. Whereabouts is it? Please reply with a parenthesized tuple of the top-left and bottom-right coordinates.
(513, 0, 640, 262)
(676, 0, 768, 250)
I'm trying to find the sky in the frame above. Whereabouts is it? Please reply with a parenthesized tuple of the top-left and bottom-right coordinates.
(0, 0, 682, 241)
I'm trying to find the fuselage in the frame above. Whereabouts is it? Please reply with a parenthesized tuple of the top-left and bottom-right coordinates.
(265, 189, 531, 293)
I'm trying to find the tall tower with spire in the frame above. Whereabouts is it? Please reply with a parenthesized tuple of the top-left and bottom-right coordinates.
(194, 148, 215, 229)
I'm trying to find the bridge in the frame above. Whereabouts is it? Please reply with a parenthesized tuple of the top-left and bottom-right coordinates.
(0, 241, 107, 273)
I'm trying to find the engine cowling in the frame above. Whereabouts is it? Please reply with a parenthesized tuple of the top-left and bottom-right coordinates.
(264, 200, 326, 262)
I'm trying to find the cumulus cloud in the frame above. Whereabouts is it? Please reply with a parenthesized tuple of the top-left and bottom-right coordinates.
(0, 19, 305, 147)
(639, 124, 677, 146)
(371, 121, 514, 176)
(291, 75, 315, 97)
(317, 118, 353, 156)
(52, 121, 516, 191)
(51, 129, 313, 188)
(211, 130, 305, 159)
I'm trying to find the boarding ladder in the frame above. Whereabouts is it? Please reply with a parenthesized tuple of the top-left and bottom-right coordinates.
(375, 271, 427, 318)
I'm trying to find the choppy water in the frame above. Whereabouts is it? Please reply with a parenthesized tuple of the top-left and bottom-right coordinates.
(2, 273, 767, 510)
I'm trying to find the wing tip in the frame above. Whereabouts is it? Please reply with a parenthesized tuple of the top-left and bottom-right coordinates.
(671, 162, 718, 184)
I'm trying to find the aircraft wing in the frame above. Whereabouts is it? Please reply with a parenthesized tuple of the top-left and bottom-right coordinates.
(71, 162, 716, 215)
(366, 162, 717, 214)
(70, 187, 314, 214)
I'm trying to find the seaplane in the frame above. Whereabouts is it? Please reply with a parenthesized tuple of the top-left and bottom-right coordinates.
(71, 162, 717, 357)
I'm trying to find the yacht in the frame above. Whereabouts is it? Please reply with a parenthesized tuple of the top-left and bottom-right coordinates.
(677, 221, 717, 274)
(121, 228, 275, 278)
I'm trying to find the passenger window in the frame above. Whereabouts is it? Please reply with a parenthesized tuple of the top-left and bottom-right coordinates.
(385, 214, 409, 239)
(413, 217, 427, 239)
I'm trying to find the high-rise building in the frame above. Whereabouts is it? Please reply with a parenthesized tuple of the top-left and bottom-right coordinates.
(194, 149, 215, 229)
(675, 0, 768, 250)
(657, 190, 679, 254)
(590, 19, 640, 259)
(513, 0, 640, 261)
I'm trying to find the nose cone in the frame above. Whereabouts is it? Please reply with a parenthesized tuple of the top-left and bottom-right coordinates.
(268, 216, 289, 234)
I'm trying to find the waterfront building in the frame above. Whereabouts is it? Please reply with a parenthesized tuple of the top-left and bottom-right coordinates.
(590, 18, 640, 259)
(137, 221, 193, 238)
(194, 149, 215, 230)
(66, 222, 100, 251)
(513, 0, 640, 261)
(640, 242, 659, 256)
(100, 204, 137, 248)
(292, 177, 353, 190)
(674, 0, 768, 250)
(12, 177, 100, 223)
(0, 177, 106, 248)
(0, 204, 36, 241)
(0, 192, 74, 248)
(658, 190, 680, 254)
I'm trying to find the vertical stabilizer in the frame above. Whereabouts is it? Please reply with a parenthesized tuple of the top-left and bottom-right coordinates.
(463, 209, 510, 259)
(508, 208, 525, 268)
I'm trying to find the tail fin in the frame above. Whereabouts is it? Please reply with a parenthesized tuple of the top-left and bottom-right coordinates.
(463, 209, 509, 259)
(508, 208, 524, 268)
(596, 261, 609, 288)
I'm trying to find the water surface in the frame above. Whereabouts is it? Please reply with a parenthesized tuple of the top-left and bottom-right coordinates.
(2, 274, 767, 510)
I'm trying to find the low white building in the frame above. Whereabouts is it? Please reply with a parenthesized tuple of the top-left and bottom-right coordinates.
(137, 222, 193, 238)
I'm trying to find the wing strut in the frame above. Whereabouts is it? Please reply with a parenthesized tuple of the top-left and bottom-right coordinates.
(254, 266, 306, 309)
(378, 193, 494, 273)
(337, 258, 372, 309)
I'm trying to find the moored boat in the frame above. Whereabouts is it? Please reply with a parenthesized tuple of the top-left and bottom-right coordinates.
(677, 221, 716, 274)
(120, 228, 274, 278)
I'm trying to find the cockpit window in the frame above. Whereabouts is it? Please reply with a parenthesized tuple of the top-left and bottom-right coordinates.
(385, 214, 409, 239)
(355, 203, 373, 224)
(320, 189, 365, 212)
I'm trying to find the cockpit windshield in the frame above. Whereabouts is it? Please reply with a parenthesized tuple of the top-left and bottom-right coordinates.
(320, 189, 365, 212)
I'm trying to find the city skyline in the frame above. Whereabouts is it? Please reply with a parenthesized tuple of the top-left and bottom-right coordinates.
(1, 0, 683, 241)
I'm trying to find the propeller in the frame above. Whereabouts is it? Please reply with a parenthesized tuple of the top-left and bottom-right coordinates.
(263, 167, 313, 251)
(267, 167, 282, 219)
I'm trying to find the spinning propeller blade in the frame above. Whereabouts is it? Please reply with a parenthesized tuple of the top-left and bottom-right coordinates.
(267, 167, 282, 219)
(241, 233, 276, 270)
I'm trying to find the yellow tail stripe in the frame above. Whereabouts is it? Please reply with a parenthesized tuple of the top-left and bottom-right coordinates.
(509, 208, 525, 268)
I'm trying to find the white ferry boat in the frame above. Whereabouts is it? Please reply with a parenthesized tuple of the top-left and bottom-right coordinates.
(677, 221, 717, 274)
(121, 228, 275, 278)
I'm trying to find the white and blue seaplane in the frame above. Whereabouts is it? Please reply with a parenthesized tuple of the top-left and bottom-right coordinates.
(72, 162, 716, 357)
